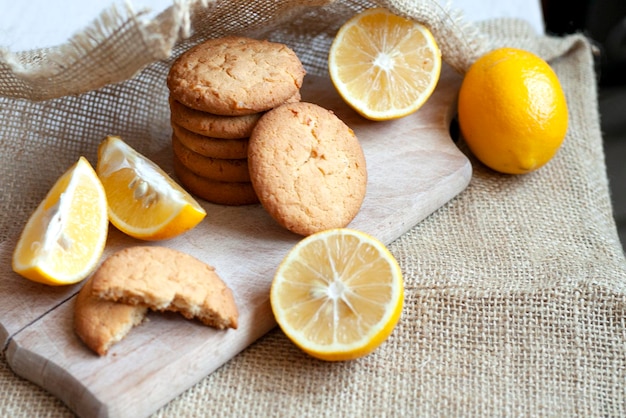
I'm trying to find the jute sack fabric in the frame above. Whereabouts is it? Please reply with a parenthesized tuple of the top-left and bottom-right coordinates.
(1, 0, 625, 416)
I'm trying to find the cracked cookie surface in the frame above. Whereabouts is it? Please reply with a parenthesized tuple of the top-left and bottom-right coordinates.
(167, 36, 305, 116)
(91, 246, 238, 330)
(248, 102, 367, 236)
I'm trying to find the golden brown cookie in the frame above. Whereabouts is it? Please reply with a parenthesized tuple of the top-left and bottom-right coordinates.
(169, 93, 302, 139)
(248, 102, 367, 236)
(172, 122, 248, 160)
(167, 36, 306, 115)
(169, 97, 262, 139)
(74, 275, 148, 356)
(172, 134, 250, 182)
(173, 155, 259, 206)
(91, 246, 239, 330)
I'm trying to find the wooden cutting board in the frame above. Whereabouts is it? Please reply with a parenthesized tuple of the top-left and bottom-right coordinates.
(0, 65, 471, 418)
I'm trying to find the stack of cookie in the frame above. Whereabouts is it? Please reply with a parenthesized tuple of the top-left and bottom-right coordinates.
(166, 36, 306, 206)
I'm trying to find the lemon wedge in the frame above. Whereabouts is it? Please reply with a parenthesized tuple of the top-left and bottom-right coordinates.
(96, 136, 206, 241)
(12, 157, 108, 285)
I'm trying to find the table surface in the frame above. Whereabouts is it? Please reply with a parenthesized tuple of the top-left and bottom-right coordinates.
(0, 0, 544, 52)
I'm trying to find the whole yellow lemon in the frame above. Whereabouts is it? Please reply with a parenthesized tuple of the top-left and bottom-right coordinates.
(457, 47, 568, 174)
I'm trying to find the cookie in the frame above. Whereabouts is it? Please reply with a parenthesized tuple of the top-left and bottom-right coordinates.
(248, 102, 367, 236)
(169, 97, 261, 139)
(91, 246, 239, 330)
(173, 155, 259, 206)
(167, 36, 305, 115)
(169, 92, 301, 139)
(172, 122, 248, 159)
(172, 134, 250, 182)
(74, 275, 148, 356)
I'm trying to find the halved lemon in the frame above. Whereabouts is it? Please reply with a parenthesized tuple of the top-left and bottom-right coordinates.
(12, 157, 108, 285)
(270, 228, 404, 361)
(96, 136, 206, 241)
(328, 7, 442, 121)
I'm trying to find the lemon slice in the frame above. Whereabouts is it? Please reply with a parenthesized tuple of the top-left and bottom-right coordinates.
(270, 228, 404, 361)
(328, 7, 442, 121)
(96, 136, 206, 241)
(12, 157, 108, 285)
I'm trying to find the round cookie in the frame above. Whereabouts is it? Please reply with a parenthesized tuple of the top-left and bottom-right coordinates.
(172, 122, 248, 159)
(172, 134, 250, 182)
(173, 155, 259, 206)
(248, 102, 367, 236)
(167, 36, 306, 116)
(169, 92, 301, 139)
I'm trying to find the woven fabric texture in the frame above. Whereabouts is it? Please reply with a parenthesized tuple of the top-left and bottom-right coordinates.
(1, 0, 625, 416)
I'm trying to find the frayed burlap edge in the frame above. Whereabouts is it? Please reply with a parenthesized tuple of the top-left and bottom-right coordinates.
(0, 0, 542, 101)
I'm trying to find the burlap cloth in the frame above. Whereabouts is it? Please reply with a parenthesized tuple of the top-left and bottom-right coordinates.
(1, 0, 625, 416)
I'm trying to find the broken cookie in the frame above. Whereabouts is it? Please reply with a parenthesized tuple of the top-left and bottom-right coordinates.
(74, 246, 238, 355)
